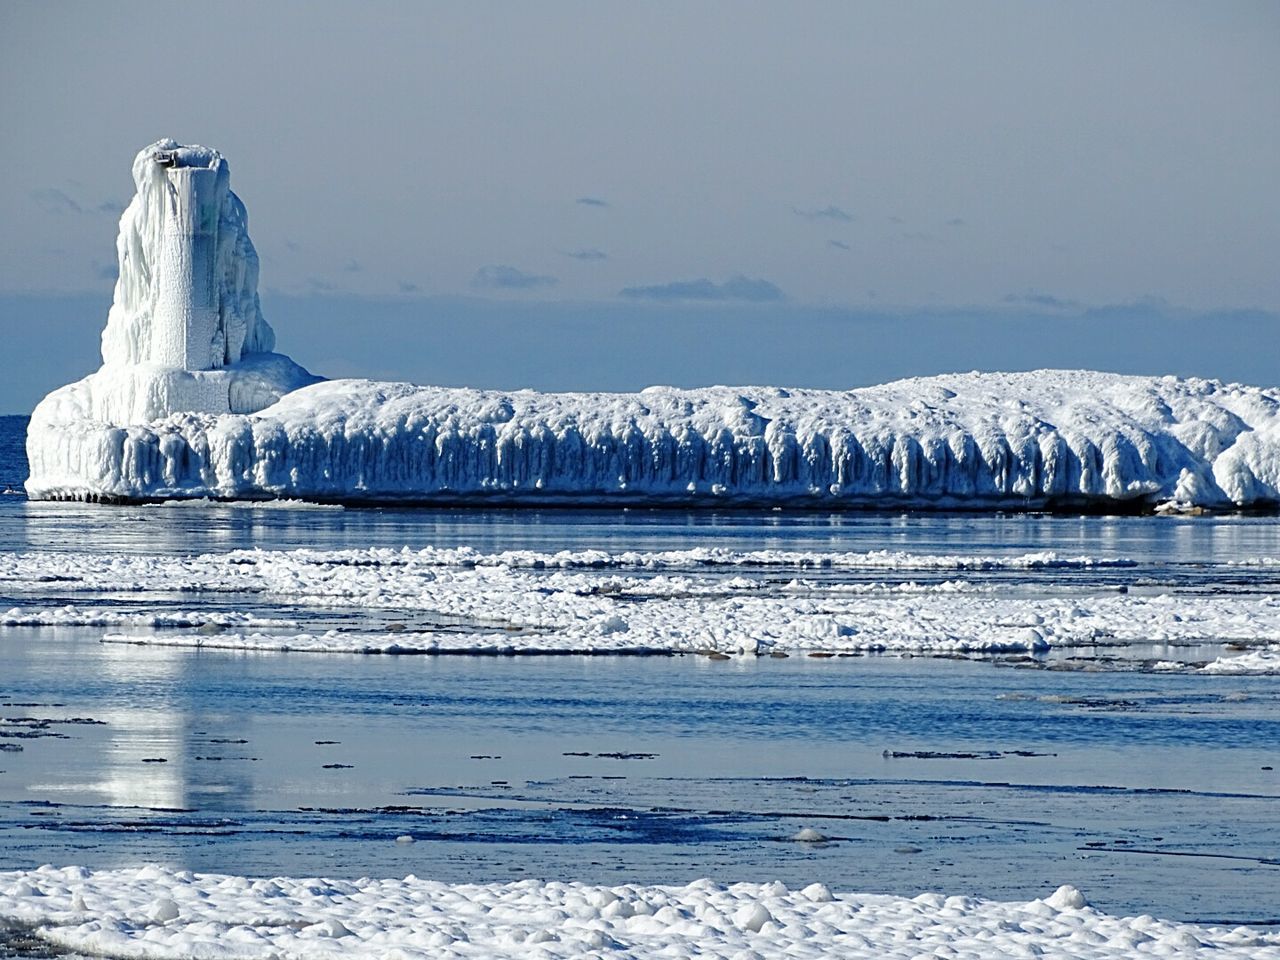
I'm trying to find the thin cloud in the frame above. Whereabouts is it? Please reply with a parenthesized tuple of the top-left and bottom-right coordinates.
(793, 205, 854, 223)
(472, 264, 558, 290)
(560, 248, 608, 261)
(619, 275, 784, 303)
(32, 188, 123, 216)
(1003, 291, 1081, 310)
(31, 188, 83, 214)
(828, 239, 851, 251)
(575, 196, 609, 208)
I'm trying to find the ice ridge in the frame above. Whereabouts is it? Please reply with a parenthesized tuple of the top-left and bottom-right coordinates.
(27, 370, 1280, 508)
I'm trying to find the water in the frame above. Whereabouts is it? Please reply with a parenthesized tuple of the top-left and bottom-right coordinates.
(1, 416, 1278, 930)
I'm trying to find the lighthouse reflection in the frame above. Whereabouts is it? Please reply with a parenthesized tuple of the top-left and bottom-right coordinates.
(87, 642, 255, 812)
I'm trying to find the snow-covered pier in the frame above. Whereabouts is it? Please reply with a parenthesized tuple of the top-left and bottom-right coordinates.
(24, 142, 1280, 511)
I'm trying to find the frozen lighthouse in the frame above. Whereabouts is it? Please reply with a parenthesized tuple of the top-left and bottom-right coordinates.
(22, 141, 1280, 508)
(25, 141, 316, 499)
(86, 139, 312, 420)
(145, 146, 228, 370)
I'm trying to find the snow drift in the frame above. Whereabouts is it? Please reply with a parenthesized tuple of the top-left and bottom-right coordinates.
(24, 141, 1280, 510)
(5, 867, 1279, 959)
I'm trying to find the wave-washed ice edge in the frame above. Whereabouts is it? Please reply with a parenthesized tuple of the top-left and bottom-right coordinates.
(28, 370, 1280, 511)
(2, 866, 1277, 959)
(0, 608, 291, 629)
(3, 546, 1278, 663)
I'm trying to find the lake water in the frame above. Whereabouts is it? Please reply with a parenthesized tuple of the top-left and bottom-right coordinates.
(1, 415, 1278, 931)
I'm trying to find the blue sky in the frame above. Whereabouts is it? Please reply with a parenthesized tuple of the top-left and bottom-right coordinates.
(1, 1, 1277, 411)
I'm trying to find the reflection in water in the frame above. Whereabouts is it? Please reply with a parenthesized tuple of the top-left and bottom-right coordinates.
(94, 643, 186, 810)
(3, 499, 1279, 562)
(24, 644, 256, 812)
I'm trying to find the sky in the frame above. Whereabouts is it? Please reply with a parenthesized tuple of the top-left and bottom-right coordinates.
(0, 1, 1277, 411)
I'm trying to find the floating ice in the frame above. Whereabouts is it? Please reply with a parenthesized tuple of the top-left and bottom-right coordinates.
(23, 141, 1280, 509)
(1201, 645, 1280, 674)
(1, 866, 1277, 959)
(3, 546, 1276, 659)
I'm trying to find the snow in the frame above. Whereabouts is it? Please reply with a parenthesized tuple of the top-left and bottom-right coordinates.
(4, 546, 1278, 658)
(1, 866, 1276, 959)
(1201, 646, 1280, 674)
(23, 140, 1280, 509)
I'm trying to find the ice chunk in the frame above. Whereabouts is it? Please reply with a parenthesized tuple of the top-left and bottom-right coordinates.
(734, 902, 774, 933)
(315, 917, 353, 938)
(148, 898, 180, 923)
(1045, 885, 1087, 910)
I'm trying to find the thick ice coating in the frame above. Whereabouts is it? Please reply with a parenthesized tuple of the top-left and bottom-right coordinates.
(25, 139, 316, 442)
(23, 140, 1280, 509)
(102, 140, 277, 369)
(26, 369, 1280, 508)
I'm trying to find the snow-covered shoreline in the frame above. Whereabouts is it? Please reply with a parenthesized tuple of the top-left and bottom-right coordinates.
(2, 866, 1277, 959)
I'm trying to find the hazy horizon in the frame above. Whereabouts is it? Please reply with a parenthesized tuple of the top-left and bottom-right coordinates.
(2, 1, 1276, 411)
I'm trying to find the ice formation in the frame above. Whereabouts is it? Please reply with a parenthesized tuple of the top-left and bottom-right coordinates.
(5, 546, 1279, 659)
(3, 866, 1278, 959)
(24, 141, 1280, 509)
(26, 139, 316, 483)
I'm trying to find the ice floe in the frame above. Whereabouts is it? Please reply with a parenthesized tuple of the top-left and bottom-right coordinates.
(0, 607, 290, 629)
(1, 546, 1274, 658)
(1, 866, 1276, 959)
(1201, 646, 1280, 675)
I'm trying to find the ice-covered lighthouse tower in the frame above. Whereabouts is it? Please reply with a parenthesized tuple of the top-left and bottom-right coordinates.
(24, 140, 316, 499)
(99, 140, 280, 375)
(27, 139, 314, 429)
(147, 146, 226, 369)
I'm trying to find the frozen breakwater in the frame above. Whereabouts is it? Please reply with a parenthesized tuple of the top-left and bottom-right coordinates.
(22, 140, 1280, 510)
(27, 371, 1280, 510)
(3, 866, 1278, 959)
